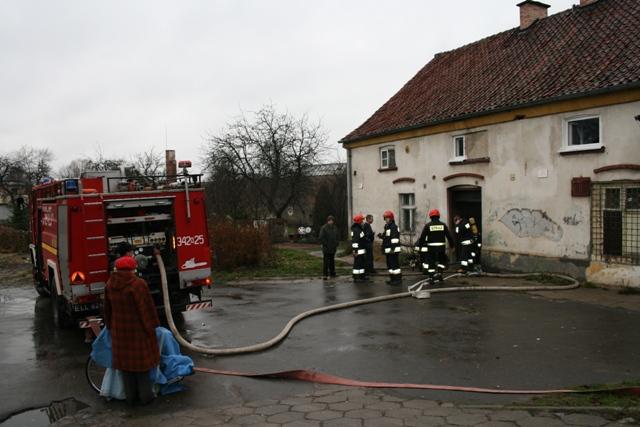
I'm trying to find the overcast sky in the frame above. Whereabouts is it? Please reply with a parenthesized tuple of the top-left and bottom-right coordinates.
(1, 0, 577, 174)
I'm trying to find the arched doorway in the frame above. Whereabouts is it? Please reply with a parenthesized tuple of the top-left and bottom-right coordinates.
(447, 185, 482, 261)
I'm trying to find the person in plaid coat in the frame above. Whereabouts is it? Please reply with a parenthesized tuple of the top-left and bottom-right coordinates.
(104, 255, 160, 405)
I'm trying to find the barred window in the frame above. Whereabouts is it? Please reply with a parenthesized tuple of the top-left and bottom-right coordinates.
(591, 183, 640, 264)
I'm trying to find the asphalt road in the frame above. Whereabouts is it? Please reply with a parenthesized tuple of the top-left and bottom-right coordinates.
(1, 270, 639, 423)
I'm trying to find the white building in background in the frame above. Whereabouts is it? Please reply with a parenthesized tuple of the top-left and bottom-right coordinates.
(341, 0, 640, 286)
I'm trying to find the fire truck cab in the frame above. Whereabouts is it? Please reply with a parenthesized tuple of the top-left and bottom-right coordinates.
(29, 168, 212, 327)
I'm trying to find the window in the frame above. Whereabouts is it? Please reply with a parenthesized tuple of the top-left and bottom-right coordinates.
(591, 183, 640, 265)
(626, 188, 640, 210)
(452, 135, 466, 160)
(562, 116, 602, 152)
(380, 146, 396, 170)
(399, 193, 415, 232)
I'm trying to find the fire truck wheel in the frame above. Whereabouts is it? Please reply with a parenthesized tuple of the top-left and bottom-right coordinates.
(35, 279, 49, 297)
(50, 279, 74, 328)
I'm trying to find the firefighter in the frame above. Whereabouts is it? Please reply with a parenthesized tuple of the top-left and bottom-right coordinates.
(469, 216, 482, 271)
(350, 213, 368, 282)
(363, 214, 376, 274)
(453, 214, 476, 273)
(417, 209, 454, 283)
(380, 210, 402, 285)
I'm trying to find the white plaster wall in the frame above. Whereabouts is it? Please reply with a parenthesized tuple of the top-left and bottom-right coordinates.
(350, 100, 640, 261)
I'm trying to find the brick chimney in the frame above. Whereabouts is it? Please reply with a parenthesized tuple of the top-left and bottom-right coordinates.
(517, 0, 550, 29)
(165, 149, 177, 182)
(579, 0, 598, 5)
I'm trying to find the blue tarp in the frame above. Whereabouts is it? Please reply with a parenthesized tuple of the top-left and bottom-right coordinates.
(91, 326, 194, 398)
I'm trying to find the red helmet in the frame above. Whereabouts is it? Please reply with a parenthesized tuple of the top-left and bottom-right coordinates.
(383, 210, 394, 220)
(352, 213, 365, 223)
(428, 209, 441, 218)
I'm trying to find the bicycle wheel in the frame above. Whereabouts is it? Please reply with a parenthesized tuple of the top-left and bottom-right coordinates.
(85, 356, 106, 393)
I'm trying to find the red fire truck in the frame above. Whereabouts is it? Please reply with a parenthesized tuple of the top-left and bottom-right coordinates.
(29, 166, 213, 327)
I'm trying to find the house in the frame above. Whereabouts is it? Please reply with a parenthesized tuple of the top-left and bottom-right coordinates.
(341, 0, 640, 286)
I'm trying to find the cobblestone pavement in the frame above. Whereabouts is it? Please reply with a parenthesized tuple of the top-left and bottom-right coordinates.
(53, 386, 638, 427)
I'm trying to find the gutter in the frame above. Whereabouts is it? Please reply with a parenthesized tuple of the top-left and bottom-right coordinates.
(340, 81, 640, 146)
(346, 147, 353, 226)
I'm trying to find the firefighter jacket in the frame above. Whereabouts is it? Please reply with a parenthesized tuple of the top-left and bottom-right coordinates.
(382, 221, 401, 254)
(351, 222, 367, 256)
(455, 219, 475, 246)
(416, 219, 454, 251)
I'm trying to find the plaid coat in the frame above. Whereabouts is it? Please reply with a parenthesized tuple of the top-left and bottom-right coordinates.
(104, 271, 160, 372)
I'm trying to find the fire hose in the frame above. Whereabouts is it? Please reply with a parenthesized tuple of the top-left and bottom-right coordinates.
(155, 254, 640, 395)
(156, 254, 579, 356)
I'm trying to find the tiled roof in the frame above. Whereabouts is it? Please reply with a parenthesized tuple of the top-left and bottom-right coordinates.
(342, 0, 640, 144)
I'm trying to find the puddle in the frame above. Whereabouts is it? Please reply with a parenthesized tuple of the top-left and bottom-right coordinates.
(1, 398, 88, 427)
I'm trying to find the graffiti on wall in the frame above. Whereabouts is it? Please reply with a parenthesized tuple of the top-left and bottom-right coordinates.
(499, 208, 563, 241)
(562, 205, 585, 226)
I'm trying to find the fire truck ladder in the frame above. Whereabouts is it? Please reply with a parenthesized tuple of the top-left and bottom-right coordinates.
(82, 195, 109, 284)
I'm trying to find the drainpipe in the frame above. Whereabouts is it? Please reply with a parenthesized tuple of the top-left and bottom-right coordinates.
(346, 147, 353, 229)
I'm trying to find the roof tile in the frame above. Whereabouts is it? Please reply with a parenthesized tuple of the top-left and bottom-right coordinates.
(342, 0, 640, 143)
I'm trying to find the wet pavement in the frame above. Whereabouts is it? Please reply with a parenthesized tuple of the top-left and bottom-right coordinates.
(1, 255, 639, 425)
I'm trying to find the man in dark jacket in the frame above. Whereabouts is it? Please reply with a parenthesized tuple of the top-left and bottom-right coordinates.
(417, 209, 454, 283)
(351, 213, 368, 282)
(380, 210, 402, 285)
(319, 215, 339, 279)
(363, 214, 376, 274)
(104, 256, 160, 405)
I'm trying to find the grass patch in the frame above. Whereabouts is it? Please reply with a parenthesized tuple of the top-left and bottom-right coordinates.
(519, 381, 640, 410)
(212, 247, 350, 283)
(523, 274, 574, 285)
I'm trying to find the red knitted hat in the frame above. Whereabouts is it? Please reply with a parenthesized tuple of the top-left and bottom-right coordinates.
(115, 256, 137, 270)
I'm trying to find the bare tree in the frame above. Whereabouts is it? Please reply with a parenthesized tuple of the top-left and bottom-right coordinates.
(130, 147, 165, 187)
(58, 158, 92, 178)
(205, 105, 328, 219)
(58, 147, 125, 178)
(0, 146, 52, 202)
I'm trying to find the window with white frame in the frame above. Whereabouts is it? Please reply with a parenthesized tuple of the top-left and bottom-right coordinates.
(380, 146, 396, 169)
(564, 115, 601, 150)
(452, 135, 466, 160)
(399, 193, 415, 232)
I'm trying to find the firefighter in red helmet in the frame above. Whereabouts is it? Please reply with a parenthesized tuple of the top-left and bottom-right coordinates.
(350, 213, 368, 282)
(416, 209, 454, 284)
(379, 210, 402, 285)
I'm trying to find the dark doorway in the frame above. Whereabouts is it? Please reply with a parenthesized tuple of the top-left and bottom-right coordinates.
(448, 186, 482, 261)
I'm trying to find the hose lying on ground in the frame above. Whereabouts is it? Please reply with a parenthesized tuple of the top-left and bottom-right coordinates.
(155, 254, 579, 356)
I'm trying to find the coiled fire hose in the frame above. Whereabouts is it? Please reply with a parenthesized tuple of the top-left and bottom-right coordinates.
(156, 255, 640, 395)
(156, 254, 579, 356)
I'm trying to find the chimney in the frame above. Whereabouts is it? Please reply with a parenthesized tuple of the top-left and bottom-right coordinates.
(579, 0, 598, 6)
(517, 0, 550, 29)
(165, 149, 177, 182)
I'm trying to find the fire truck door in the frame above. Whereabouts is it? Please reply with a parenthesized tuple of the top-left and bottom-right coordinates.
(35, 208, 44, 275)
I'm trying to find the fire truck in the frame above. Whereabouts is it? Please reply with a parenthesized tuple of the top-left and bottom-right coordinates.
(29, 164, 213, 327)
